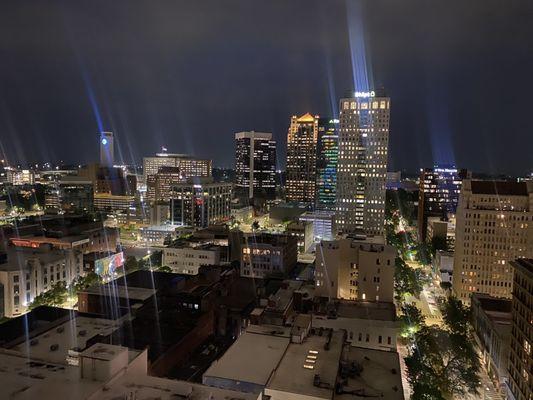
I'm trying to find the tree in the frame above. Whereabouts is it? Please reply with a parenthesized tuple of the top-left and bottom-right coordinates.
(406, 325, 481, 399)
(124, 256, 139, 272)
(158, 265, 172, 273)
(29, 281, 68, 309)
(251, 220, 260, 230)
(415, 241, 432, 265)
(441, 296, 470, 336)
(71, 272, 102, 295)
(399, 303, 426, 339)
(394, 257, 425, 300)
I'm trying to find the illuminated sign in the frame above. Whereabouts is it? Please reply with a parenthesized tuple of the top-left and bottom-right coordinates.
(329, 119, 340, 124)
(94, 252, 124, 277)
(354, 91, 375, 98)
(101, 138, 108, 145)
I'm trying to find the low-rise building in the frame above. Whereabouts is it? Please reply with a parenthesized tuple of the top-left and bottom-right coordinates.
(433, 250, 454, 285)
(163, 244, 221, 274)
(287, 219, 314, 254)
(0, 246, 83, 317)
(299, 210, 336, 241)
(471, 293, 512, 392)
(315, 235, 396, 302)
(312, 300, 399, 351)
(240, 233, 298, 278)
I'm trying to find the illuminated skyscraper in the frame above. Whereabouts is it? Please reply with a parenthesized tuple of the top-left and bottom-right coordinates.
(285, 113, 318, 204)
(99, 131, 114, 167)
(143, 152, 211, 183)
(452, 180, 533, 303)
(315, 118, 338, 210)
(234, 131, 276, 200)
(417, 165, 470, 241)
(336, 91, 390, 235)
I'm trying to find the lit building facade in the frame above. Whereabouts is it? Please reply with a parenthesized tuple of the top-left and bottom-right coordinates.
(143, 153, 211, 183)
(336, 91, 390, 235)
(452, 180, 533, 303)
(45, 177, 94, 214)
(285, 113, 318, 204)
(240, 233, 298, 278)
(99, 131, 114, 167)
(170, 179, 232, 228)
(315, 118, 338, 210)
(315, 235, 396, 302)
(508, 259, 533, 400)
(146, 166, 185, 203)
(234, 131, 276, 200)
(417, 166, 470, 241)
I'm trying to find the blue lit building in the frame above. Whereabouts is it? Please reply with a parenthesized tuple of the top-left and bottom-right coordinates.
(315, 118, 338, 210)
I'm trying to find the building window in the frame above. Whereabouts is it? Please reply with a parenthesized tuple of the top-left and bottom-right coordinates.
(366, 334, 369, 342)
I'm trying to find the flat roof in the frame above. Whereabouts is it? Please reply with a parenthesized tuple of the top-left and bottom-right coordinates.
(81, 285, 156, 301)
(336, 300, 396, 321)
(10, 316, 122, 365)
(470, 180, 529, 196)
(0, 247, 67, 271)
(203, 329, 290, 386)
(335, 346, 404, 400)
(93, 369, 258, 400)
(266, 331, 344, 399)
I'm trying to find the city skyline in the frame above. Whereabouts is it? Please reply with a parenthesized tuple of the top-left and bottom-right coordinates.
(1, 1, 532, 175)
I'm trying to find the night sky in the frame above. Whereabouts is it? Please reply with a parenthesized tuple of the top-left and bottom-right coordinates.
(1, 0, 532, 175)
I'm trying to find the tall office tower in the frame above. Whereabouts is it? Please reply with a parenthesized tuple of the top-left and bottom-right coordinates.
(452, 180, 533, 303)
(417, 166, 470, 241)
(170, 178, 232, 228)
(234, 131, 277, 200)
(336, 91, 390, 235)
(285, 113, 318, 204)
(315, 118, 339, 210)
(508, 259, 533, 400)
(100, 132, 114, 166)
(143, 153, 211, 183)
(146, 166, 185, 203)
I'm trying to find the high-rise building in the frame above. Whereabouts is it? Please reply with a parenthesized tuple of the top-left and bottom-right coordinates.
(417, 166, 470, 241)
(170, 178, 232, 228)
(336, 91, 390, 235)
(315, 235, 396, 302)
(508, 259, 533, 400)
(285, 113, 318, 204)
(146, 166, 185, 203)
(452, 180, 533, 303)
(99, 132, 114, 167)
(143, 153, 211, 183)
(315, 118, 339, 210)
(234, 131, 276, 200)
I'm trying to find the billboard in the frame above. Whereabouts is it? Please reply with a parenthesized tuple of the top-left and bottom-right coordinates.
(95, 252, 124, 277)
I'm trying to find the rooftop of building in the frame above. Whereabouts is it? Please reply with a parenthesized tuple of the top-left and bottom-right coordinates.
(469, 180, 531, 196)
(243, 232, 295, 247)
(0, 344, 256, 400)
(335, 346, 404, 400)
(93, 371, 258, 400)
(266, 330, 345, 399)
(203, 327, 291, 386)
(0, 246, 68, 271)
(335, 300, 397, 321)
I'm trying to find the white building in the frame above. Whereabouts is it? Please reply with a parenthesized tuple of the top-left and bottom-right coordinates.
(434, 250, 454, 285)
(452, 180, 533, 303)
(315, 235, 396, 302)
(312, 300, 399, 352)
(163, 244, 221, 274)
(240, 233, 298, 278)
(0, 247, 83, 317)
(336, 91, 390, 235)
